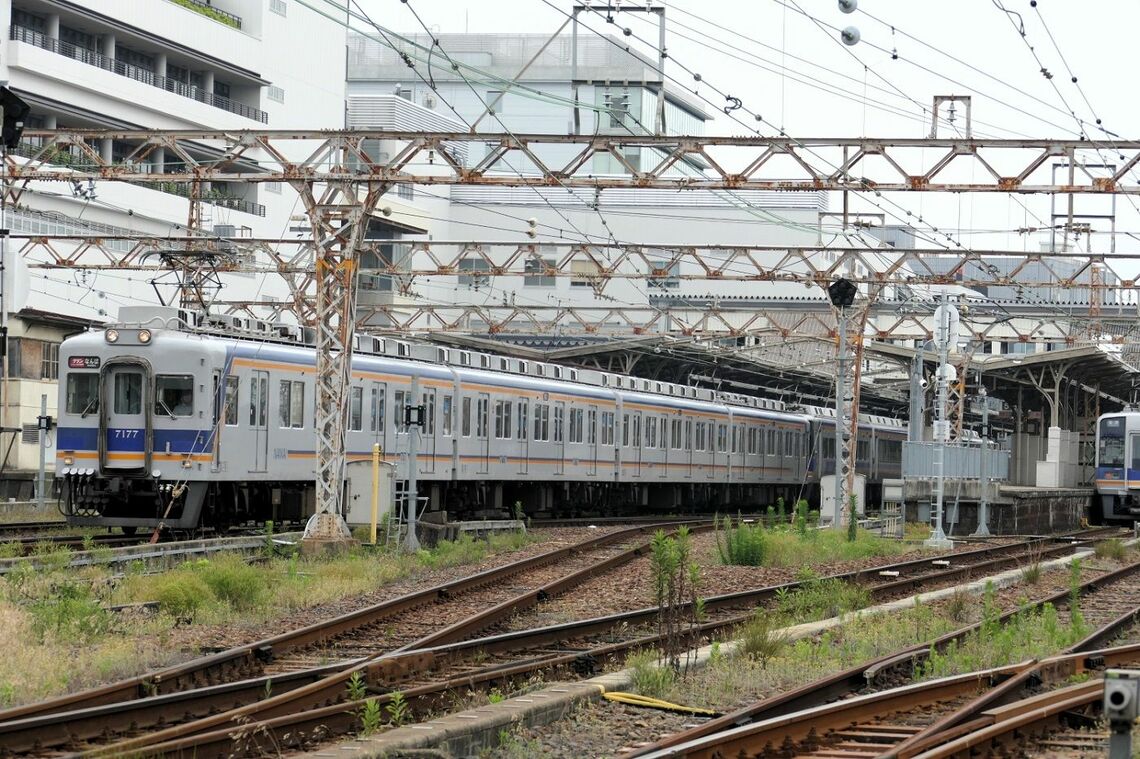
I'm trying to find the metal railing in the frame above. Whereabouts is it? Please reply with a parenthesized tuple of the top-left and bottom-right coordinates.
(172, 0, 242, 29)
(149, 181, 267, 217)
(902, 441, 1011, 481)
(11, 26, 267, 123)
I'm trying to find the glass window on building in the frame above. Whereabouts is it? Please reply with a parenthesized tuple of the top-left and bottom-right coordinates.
(12, 9, 46, 32)
(40, 342, 59, 380)
(59, 25, 95, 51)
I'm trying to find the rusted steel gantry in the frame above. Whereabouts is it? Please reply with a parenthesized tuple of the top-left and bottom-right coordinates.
(10, 128, 1140, 537)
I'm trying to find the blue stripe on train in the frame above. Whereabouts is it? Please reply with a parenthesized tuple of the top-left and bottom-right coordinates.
(56, 427, 212, 453)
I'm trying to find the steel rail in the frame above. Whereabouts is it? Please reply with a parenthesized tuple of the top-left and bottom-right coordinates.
(0, 521, 714, 752)
(65, 536, 1110, 756)
(630, 550, 1140, 757)
(0, 522, 680, 729)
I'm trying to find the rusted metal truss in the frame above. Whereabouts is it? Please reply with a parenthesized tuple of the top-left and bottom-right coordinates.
(11, 130, 1140, 194)
(18, 236, 1138, 343)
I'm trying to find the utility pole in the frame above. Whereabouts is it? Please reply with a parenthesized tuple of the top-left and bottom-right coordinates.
(926, 294, 954, 549)
(828, 278, 857, 528)
(404, 375, 422, 552)
(972, 377, 992, 537)
(36, 394, 47, 512)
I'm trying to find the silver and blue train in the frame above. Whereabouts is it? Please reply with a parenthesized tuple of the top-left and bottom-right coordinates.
(55, 306, 906, 533)
(1094, 410, 1140, 522)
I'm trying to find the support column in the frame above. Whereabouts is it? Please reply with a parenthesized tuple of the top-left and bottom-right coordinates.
(100, 33, 115, 60)
(295, 145, 386, 551)
(45, 14, 60, 38)
(155, 52, 167, 79)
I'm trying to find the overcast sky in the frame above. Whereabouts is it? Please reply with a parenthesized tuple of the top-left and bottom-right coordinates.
(348, 0, 1140, 265)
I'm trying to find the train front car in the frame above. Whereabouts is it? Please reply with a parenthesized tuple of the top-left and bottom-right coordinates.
(56, 313, 223, 534)
(1094, 412, 1138, 522)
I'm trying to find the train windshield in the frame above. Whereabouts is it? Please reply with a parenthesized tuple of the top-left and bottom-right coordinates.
(65, 373, 99, 416)
(1099, 416, 1126, 469)
(155, 375, 194, 418)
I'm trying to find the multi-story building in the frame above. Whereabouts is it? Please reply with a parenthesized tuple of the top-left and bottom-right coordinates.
(0, 0, 352, 495)
(345, 30, 832, 318)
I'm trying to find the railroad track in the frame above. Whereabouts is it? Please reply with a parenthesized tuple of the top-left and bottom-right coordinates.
(0, 521, 709, 754)
(18, 531, 1116, 757)
(631, 552, 1140, 758)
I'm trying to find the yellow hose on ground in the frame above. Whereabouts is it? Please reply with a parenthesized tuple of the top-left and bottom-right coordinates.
(603, 691, 721, 717)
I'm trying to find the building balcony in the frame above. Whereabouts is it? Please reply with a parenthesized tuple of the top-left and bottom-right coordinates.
(169, 0, 242, 30)
(10, 25, 267, 123)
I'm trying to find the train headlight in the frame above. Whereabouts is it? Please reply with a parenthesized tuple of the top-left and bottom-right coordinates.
(137, 329, 152, 344)
(105, 329, 120, 343)
(63, 455, 74, 466)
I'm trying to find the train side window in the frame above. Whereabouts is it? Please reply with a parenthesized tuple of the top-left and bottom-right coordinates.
(394, 391, 407, 433)
(370, 385, 386, 433)
(517, 399, 528, 440)
(223, 376, 239, 426)
(348, 387, 364, 431)
(717, 424, 727, 453)
(442, 395, 454, 436)
(600, 411, 614, 445)
(631, 415, 641, 448)
(553, 404, 564, 443)
(279, 380, 304, 428)
(645, 417, 657, 449)
(65, 373, 99, 415)
(568, 408, 582, 443)
(1131, 434, 1140, 471)
(461, 396, 472, 437)
(155, 375, 194, 417)
(494, 400, 512, 440)
(534, 403, 549, 441)
(622, 413, 630, 446)
(421, 392, 436, 435)
(587, 409, 597, 445)
(684, 420, 692, 449)
(114, 372, 143, 415)
(476, 396, 489, 438)
(695, 421, 705, 451)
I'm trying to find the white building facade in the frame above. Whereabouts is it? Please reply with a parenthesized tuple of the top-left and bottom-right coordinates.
(0, 0, 349, 490)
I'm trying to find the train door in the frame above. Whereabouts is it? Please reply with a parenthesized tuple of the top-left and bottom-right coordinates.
(421, 388, 436, 474)
(101, 360, 150, 473)
(211, 371, 222, 469)
(631, 411, 642, 477)
(553, 401, 566, 475)
(477, 393, 490, 474)
(370, 382, 387, 457)
(518, 399, 530, 475)
(685, 419, 693, 478)
(250, 370, 269, 472)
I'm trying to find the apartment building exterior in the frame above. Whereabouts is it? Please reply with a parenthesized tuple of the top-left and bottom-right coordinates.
(345, 30, 832, 319)
(0, 0, 351, 493)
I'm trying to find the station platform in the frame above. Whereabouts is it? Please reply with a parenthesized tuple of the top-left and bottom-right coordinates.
(905, 482, 1093, 535)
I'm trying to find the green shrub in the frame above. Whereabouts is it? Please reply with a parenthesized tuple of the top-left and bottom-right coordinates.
(27, 582, 110, 642)
(626, 650, 675, 698)
(151, 572, 214, 617)
(777, 569, 870, 621)
(196, 557, 264, 610)
(716, 516, 766, 567)
(737, 611, 786, 664)
(1094, 538, 1127, 561)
